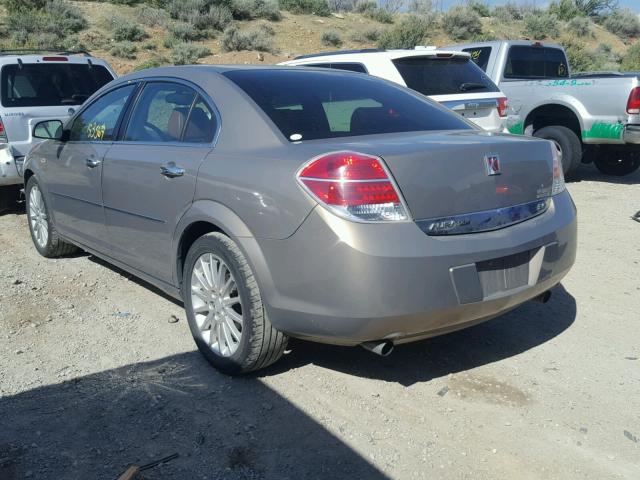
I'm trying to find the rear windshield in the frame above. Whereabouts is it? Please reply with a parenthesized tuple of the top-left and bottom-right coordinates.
(463, 47, 492, 72)
(224, 69, 472, 142)
(504, 46, 569, 79)
(1, 63, 114, 108)
(392, 56, 499, 96)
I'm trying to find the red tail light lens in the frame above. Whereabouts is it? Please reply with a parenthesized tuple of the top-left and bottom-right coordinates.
(0, 117, 7, 143)
(297, 152, 409, 222)
(627, 87, 640, 114)
(497, 97, 508, 117)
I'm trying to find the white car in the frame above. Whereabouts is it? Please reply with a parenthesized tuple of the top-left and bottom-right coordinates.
(280, 47, 516, 133)
(0, 50, 116, 208)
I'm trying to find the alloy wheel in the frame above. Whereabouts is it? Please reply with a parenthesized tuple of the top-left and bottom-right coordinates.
(29, 185, 49, 248)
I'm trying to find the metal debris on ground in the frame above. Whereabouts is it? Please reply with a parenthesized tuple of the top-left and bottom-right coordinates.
(437, 386, 449, 397)
(116, 453, 180, 480)
(623, 430, 638, 443)
(168, 315, 179, 324)
(633, 211, 640, 223)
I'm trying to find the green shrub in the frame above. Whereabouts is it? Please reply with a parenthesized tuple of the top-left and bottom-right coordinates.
(321, 30, 343, 47)
(568, 16, 593, 37)
(134, 56, 168, 71)
(377, 15, 428, 49)
(5, 0, 87, 46)
(170, 42, 212, 64)
(367, 7, 393, 24)
(492, 1, 523, 21)
(621, 42, 640, 71)
(221, 25, 276, 52)
(354, 0, 376, 13)
(136, 5, 169, 27)
(523, 13, 559, 39)
(113, 21, 148, 42)
(441, 6, 482, 41)
(279, 0, 330, 16)
(3, 0, 47, 12)
(232, 0, 281, 21)
(548, 0, 581, 21)
(561, 39, 603, 73)
(142, 42, 157, 50)
(166, 0, 234, 34)
(467, 1, 490, 18)
(603, 9, 640, 40)
(110, 41, 138, 59)
(168, 22, 208, 41)
(351, 26, 382, 43)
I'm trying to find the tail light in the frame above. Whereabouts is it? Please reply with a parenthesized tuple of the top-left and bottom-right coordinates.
(0, 117, 7, 143)
(297, 151, 409, 222)
(627, 87, 640, 114)
(550, 142, 565, 195)
(497, 97, 508, 117)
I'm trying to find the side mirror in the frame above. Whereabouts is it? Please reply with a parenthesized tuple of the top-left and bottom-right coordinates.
(33, 120, 64, 141)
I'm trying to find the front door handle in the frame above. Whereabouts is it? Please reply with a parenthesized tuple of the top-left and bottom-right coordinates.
(161, 163, 185, 178)
(86, 158, 101, 168)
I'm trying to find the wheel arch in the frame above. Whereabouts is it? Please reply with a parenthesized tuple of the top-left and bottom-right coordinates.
(524, 103, 583, 140)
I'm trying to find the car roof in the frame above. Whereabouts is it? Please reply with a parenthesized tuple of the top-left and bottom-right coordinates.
(280, 48, 471, 65)
(0, 50, 112, 67)
(446, 40, 565, 50)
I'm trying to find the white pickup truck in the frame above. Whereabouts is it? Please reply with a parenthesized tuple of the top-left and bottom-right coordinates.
(447, 40, 640, 177)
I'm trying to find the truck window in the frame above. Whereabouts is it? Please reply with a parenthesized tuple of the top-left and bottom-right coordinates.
(504, 46, 569, 79)
(392, 56, 500, 96)
(1, 63, 113, 108)
(304, 63, 367, 73)
(463, 47, 492, 72)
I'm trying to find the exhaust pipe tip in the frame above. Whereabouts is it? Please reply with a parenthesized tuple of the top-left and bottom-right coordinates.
(532, 290, 552, 304)
(361, 340, 394, 357)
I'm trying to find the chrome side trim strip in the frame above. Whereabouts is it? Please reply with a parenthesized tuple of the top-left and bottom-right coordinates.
(416, 198, 551, 236)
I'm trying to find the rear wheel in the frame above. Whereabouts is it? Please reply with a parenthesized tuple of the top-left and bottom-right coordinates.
(182, 232, 288, 375)
(594, 149, 640, 176)
(25, 176, 78, 258)
(533, 126, 582, 177)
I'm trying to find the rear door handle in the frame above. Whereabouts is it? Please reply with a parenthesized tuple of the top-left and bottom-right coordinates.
(161, 163, 185, 178)
(86, 158, 101, 168)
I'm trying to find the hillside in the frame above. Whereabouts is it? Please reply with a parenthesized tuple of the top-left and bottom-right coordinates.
(0, 0, 637, 76)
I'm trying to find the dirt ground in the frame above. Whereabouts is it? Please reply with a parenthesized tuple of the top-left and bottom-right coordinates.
(0, 164, 639, 480)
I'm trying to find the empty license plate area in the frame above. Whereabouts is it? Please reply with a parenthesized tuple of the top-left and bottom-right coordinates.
(476, 250, 531, 298)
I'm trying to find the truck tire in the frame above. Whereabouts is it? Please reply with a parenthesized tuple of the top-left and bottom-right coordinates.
(533, 126, 582, 177)
(182, 232, 288, 375)
(594, 149, 640, 176)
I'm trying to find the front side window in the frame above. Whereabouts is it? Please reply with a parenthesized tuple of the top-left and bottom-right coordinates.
(1, 63, 113, 108)
(504, 46, 569, 79)
(69, 84, 136, 142)
(124, 83, 197, 142)
(392, 56, 500, 96)
(463, 47, 492, 72)
(224, 69, 472, 142)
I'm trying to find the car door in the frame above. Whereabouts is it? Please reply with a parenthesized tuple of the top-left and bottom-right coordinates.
(102, 81, 217, 283)
(45, 84, 137, 251)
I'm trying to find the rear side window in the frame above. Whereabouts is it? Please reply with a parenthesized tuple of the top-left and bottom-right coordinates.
(392, 56, 499, 96)
(305, 63, 367, 73)
(463, 47, 492, 72)
(504, 46, 569, 79)
(183, 97, 217, 143)
(1, 63, 113, 108)
(224, 69, 472, 142)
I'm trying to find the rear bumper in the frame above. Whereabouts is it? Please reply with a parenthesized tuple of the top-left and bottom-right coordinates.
(251, 191, 577, 346)
(0, 145, 22, 187)
(623, 124, 640, 144)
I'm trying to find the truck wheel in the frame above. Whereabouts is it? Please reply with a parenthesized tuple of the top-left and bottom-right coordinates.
(594, 150, 640, 176)
(533, 126, 582, 177)
(182, 232, 288, 375)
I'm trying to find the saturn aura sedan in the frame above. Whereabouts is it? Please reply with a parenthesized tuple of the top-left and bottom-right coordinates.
(23, 66, 577, 374)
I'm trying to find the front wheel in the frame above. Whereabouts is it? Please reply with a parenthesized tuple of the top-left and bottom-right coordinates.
(594, 150, 640, 176)
(182, 232, 288, 375)
(25, 176, 78, 258)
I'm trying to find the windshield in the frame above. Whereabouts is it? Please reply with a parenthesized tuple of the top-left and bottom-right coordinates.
(224, 69, 472, 142)
(392, 56, 499, 96)
(1, 63, 114, 108)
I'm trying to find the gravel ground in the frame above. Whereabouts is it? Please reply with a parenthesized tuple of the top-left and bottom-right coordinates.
(1, 165, 639, 480)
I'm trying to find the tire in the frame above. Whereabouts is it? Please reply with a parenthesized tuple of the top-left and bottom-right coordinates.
(182, 232, 288, 375)
(25, 176, 78, 258)
(533, 126, 582, 177)
(593, 149, 640, 176)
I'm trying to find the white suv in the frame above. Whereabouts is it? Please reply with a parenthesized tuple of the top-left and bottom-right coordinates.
(280, 47, 516, 134)
(0, 50, 116, 208)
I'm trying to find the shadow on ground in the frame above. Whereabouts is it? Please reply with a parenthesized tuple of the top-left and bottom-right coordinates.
(265, 284, 577, 387)
(572, 163, 640, 185)
(0, 353, 389, 480)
